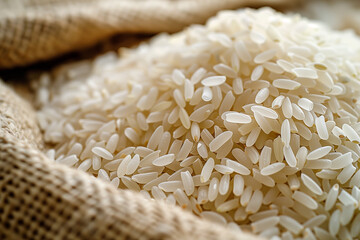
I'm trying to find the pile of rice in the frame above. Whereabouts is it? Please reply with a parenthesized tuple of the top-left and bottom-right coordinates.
(36, 8, 360, 239)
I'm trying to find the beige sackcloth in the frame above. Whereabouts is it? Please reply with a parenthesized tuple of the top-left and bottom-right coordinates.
(0, 0, 298, 239)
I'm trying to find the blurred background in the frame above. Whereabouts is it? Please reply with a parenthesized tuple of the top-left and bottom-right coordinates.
(1, 0, 360, 100)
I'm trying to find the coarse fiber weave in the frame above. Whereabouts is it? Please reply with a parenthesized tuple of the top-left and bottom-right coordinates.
(0, 81, 264, 239)
(0, 0, 295, 69)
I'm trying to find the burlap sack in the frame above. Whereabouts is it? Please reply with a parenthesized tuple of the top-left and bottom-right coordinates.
(0, 1, 299, 239)
(0, 0, 296, 69)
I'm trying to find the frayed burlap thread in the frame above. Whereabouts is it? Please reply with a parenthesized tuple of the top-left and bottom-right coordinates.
(0, 82, 262, 239)
(0, 0, 294, 69)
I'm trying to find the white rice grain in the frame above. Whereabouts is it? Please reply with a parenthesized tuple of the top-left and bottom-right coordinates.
(78, 158, 92, 171)
(301, 173, 323, 195)
(181, 171, 194, 196)
(251, 105, 278, 119)
(200, 211, 226, 225)
(350, 213, 360, 237)
(214, 64, 237, 78)
(201, 76, 226, 87)
(251, 65, 264, 81)
(246, 190, 263, 214)
(307, 146, 332, 160)
(331, 152, 352, 170)
(292, 191, 318, 210)
(57, 154, 79, 167)
(315, 116, 329, 140)
(92, 147, 113, 160)
(272, 95, 285, 109)
(338, 189, 358, 206)
(279, 216, 303, 234)
(209, 131, 233, 152)
(208, 177, 220, 202)
(329, 209, 341, 237)
(292, 68, 318, 79)
(158, 181, 183, 192)
(225, 112, 252, 124)
(202, 86, 213, 102)
(201, 158, 215, 183)
(246, 127, 261, 147)
(226, 159, 250, 175)
(153, 154, 175, 167)
(217, 199, 239, 212)
(219, 174, 230, 195)
(283, 146, 296, 167)
(298, 98, 314, 111)
(273, 79, 301, 90)
(255, 88, 270, 104)
(343, 124, 360, 143)
(282, 97, 293, 119)
(184, 79, 194, 102)
(260, 163, 285, 176)
(281, 119, 290, 147)
(233, 174, 244, 197)
(251, 216, 280, 233)
(254, 49, 276, 64)
(132, 172, 158, 184)
(125, 154, 140, 175)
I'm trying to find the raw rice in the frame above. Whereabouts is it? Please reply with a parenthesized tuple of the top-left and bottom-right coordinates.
(37, 8, 360, 239)
(301, 173, 323, 195)
(251, 65, 264, 81)
(225, 112, 251, 124)
(273, 79, 301, 90)
(306, 146, 331, 160)
(181, 171, 194, 196)
(200, 158, 214, 183)
(57, 154, 79, 167)
(279, 215, 303, 234)
(260, 163, 285, 176)
(226, 159, 250, 175)
(152, 154, 175, 166)
(201, 76, 226, 87)
(251, 106, 278, 119)
(209, 131, 233, 152)
(91, 147, 113, 160)
(292, 191, 318, 210)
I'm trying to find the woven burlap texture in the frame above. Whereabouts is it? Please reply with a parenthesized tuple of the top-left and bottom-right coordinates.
(0, 0, 295, 69)
(0, 81, 263, 240)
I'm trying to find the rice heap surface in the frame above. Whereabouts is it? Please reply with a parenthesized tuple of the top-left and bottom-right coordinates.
(37, 8, 360, 239)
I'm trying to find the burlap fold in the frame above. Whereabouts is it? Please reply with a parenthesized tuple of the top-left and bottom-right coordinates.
(0, 81, 263, 239)
(0, 0, 295, 69)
